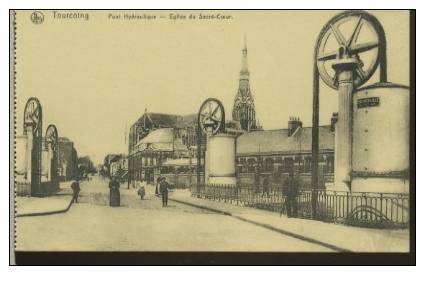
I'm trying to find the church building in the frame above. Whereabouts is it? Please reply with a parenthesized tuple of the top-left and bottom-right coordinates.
(232, 38, 335, 188)
(232, 38, 262, 132)
(126, 37, 336, 189)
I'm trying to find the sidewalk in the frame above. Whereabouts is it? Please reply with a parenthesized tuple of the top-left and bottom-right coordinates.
(169, 190, 410, 252)
(15, 182, 74, 217)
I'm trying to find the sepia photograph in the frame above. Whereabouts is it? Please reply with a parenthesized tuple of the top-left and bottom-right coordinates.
(10, 9, 414, 265)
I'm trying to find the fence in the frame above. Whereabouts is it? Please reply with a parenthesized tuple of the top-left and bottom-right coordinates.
(190, 183, 409, 228)
(15, 181, 31, 196)
(161, 173, 194, 189)
(15, 180, 60, 197)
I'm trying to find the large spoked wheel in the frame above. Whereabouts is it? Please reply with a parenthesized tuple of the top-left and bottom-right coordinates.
(45, 124, 58, 151)
(315, 11, 385, 89)
(198, 98, 225, 135)
(24, 97, 42, 134)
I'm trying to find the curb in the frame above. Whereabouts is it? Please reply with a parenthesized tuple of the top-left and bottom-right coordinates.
(168, 198, 232, 216)
(233, 215, 351, 252)
(16, 198, 74, 218)
(170, 197, 351, 252)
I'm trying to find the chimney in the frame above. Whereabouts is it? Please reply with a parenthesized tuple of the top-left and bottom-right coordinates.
(331, 112, 338, 132)
(288, 116, 302, 136)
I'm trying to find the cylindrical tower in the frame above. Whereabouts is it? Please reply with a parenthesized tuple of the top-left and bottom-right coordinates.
(207, 133, 237, 185)
(351, 83, 409, 193)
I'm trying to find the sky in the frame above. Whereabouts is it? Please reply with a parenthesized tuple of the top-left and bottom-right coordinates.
(15, 10, 410, 165)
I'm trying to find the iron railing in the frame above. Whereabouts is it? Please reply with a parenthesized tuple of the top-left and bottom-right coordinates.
(190, 183, 409, 228)
(15, 181, 31, 196)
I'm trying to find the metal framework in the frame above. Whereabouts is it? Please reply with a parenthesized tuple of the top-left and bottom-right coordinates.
(311, 10, 387, 218)
(45, 124, 59, 188)
(45, 124, 58, 152)
(191, 183, 409, 228)
(196, 98, 226, 194)
(198, 98, 225, 135)
(24, 97, 43, 196)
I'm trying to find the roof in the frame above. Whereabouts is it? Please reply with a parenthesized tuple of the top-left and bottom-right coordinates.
(133, 112, 197, 129)
(236, 126, 334, 155)
(176, 114, 198, 128)
(106, 154, 123, 164)
(134, 128, 188, 152)
(139, 128, 173, 144)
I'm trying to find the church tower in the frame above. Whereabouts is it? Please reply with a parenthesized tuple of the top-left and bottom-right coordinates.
(232, 37, 260, 132)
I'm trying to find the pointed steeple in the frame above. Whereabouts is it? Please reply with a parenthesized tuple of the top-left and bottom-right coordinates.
(240, 35, 249, 80)
(232, 36, 259, 132)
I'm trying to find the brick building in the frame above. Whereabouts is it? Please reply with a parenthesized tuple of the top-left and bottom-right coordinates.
(236, 117, 335, 188)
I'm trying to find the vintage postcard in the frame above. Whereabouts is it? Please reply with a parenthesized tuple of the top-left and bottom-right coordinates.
(11, 10, 413, 264)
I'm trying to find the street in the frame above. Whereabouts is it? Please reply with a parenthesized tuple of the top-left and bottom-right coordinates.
(15, 176, 333, 252)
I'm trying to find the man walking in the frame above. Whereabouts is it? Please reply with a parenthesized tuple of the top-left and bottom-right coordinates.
(159, 177, 169, 207)
(71, 178, 81, 203)
(285, 169, 300, 217)
(262, 176, 270, 197)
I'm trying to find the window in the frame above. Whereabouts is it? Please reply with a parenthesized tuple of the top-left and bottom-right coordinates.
(304, 156, 311, 173)
(326, 155, 334, 173)
(283, 157, 294, 173)
(264, 157, 274, 173)
(247, 158, 256, 173)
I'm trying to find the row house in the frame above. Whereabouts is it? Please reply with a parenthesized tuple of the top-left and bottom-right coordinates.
(236, 117, 335, 189)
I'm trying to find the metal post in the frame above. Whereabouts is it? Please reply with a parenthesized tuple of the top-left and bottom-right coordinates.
(311, 65, 320, 219)
(196, 124, 201, 197)
(333, 57, 358, 192)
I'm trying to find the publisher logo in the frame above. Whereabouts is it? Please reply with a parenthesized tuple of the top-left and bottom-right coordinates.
(30, 11, 44, 24)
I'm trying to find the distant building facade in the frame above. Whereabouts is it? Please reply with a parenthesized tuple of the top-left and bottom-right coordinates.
(110, 155, 128, 179)
(236, 117, 335, 188)
(126, 39, 336, 189)
(58, 137, 78, 181)
(128, 111, 199, 185)
(103, 154, 124, 178)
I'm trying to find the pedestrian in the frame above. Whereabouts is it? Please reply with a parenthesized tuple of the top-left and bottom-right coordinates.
(254, 172, 260, 193)
(155, 177, 161, 196)
(285, 169, 300, 218)
(137, 179, 146, 200)
(159, 177, 170, 207)
(71, 178, 81, 203)
(262, 176, 270, 197)
(109, 177, 120, 207)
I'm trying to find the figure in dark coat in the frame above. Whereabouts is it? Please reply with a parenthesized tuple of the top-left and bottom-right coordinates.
(159, 177, 169, 207)
(71, 179, 81, 203)
(285, 170, 300, 218)
(109, 177, 120, 207)
(155, 177, 161, 196)
(262, 176, 270, 197)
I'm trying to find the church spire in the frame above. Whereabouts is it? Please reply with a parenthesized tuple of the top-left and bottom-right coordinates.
(232, 36, 260, 132)
(240, 35, 249, 80)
